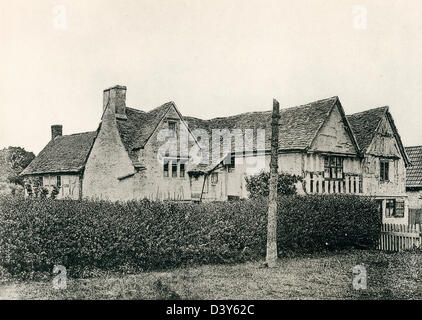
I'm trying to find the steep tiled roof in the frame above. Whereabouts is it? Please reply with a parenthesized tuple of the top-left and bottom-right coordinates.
(21, 131, 97, 176)
(184, 96, 340, 152)
(347, 107, 388, 152)
(405, 146, 422, 187)
(116, 103, 173, 163)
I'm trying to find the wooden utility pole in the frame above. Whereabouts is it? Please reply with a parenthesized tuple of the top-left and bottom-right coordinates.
(266, 98, 280, 268)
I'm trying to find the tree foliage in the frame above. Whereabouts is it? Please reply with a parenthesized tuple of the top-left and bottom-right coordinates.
(5, 147, 35, 186)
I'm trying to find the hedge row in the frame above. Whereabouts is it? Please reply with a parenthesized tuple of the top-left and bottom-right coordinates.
(0, 195, 381, 279)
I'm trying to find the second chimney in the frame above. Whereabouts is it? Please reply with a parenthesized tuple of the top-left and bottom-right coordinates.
(51, 125, 63, 140)
(103, 85, 127, 120)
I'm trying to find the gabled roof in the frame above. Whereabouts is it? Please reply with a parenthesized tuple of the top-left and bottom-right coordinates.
(21, 131, 97, 176)
(347, 107, 388, 152)
(184, 96, 344, 152)
(347, 106, 410, 166)
(115, 103, 173, 163)
(405, 146, 422, 187)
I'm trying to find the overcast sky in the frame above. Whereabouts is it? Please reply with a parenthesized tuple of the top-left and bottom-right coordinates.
(1, 0, 422, 154)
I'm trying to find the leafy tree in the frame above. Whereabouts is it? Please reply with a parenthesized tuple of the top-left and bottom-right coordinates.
(5, 147, 35, 186)
(245, 171, 302, 198)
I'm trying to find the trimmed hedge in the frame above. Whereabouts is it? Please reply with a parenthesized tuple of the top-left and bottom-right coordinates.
(0, 195, 380, 279)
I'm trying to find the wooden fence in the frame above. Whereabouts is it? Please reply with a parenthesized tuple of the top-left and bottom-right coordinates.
(378, 223, 421, 252)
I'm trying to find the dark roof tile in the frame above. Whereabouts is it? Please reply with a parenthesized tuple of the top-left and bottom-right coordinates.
(347, 107, 388, 152)
(405, 145, 422, 187)
(21, 131, 97, 175)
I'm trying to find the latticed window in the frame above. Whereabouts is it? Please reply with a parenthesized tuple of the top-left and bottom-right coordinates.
(324, 156, 343, 179)
(395, 201, 405, 217)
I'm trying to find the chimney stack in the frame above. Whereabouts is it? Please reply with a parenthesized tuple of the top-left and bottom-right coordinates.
(103, 85, 127, 119)
(51, 125, 63, 140)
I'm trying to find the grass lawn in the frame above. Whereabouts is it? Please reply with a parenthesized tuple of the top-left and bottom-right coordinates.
(1, 249, 421, 300)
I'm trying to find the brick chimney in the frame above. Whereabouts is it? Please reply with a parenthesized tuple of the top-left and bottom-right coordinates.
(51, 125, 62, 140)
(103, 85, 127, 120)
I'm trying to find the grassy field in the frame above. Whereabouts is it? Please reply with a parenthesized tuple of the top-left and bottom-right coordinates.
(1, 249, 421, 300)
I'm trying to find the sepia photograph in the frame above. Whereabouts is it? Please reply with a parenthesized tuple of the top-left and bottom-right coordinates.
(0, 0, 421, 312)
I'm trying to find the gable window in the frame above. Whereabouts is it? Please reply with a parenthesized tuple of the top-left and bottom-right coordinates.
(380, 160, 389, 182)
(324, 156, 343, 179)
(168, 121, 176, 137)
(56, 176, 61, 188)
(385, 199, 395, 217)
(163, 160, 169, 177)
(180, 162, 185, 178)
(172, 161, 178, 178)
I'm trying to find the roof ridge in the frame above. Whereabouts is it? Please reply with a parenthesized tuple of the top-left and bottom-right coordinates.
(126, 106, 146, 113)
(145, 101, 174, 114)
(185, 96, 338, 122)
(405, 145, 422, 149)
(348, 106, 389, 117)
(60, 131, 97, 137)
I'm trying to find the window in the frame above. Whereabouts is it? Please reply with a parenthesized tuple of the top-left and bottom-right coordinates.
(172, 162, 178, 178)
(211, 172, 218, 185)
(395, 201, 405, 217)
(56, 176, 61, 188)
(324, 156, 343, 179)
(168, 121, 176, 137)
(380, 160, 389, 181)
(180, 162, 185, 178)
(385, 199, 395, 217)
(163, 160, 169, 177)
(309, 173, 314, 193)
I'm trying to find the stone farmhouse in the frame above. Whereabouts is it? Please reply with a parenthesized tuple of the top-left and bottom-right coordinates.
(21, 85, 410, 223)
(405, 145, 422, 209)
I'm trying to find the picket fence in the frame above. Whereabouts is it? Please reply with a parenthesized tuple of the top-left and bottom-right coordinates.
(378, 223, 421, 252)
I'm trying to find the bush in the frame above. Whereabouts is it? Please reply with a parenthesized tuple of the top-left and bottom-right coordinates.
(245, 171, 302, 198)
(0, 194, 380, 279)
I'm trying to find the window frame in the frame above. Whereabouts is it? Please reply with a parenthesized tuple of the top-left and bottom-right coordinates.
(211, 172, 218, 185)
(324, 156, 344, 180)
(171, 161, 178, 178)
(163, 160, 169, 177)
(179, 162, 185, 178)
(168, 121, 177, 137)
(56, 175, 61, 188)
(385, 199, 396, 218)
(380, 160, 390, 182)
